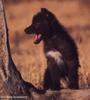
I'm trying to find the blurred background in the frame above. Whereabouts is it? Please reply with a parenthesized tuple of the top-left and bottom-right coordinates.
(3, 0, 90, 88)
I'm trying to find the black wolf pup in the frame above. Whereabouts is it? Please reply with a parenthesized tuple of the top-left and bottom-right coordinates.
(25, 8, 80, 90)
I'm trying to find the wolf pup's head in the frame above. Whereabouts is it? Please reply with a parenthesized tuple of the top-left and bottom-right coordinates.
(25, 8, 56, 44)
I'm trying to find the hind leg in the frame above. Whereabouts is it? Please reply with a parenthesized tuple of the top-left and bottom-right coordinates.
(68, 66, 79, 89)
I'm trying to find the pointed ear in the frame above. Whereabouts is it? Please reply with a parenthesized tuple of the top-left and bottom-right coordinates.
(41, 8, 48, 13)
(41, 8, 50, 17)
(41, 8, 53, 16)
(41, 8, 55, 21)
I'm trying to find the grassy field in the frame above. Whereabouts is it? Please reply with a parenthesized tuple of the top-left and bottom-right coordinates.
(4, 0, 90, 88)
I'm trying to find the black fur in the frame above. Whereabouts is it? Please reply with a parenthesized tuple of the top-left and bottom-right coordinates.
(25, 8, 80, 90)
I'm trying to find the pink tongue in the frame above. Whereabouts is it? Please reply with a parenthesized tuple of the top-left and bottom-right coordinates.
(34, 34, 39, 41)
(34, 34, 41, 41)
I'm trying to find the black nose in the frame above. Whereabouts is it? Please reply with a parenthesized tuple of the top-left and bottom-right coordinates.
(24, 28, 29, 34)
(24, 25, 34, 34)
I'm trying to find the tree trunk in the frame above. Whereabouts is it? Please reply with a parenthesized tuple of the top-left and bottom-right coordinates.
(0, 0, 90, 100)
(0, 0, 42, 99)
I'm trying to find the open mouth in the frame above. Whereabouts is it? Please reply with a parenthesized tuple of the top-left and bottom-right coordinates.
(34, 34, 43, 44)
(25, 28, 43, 44)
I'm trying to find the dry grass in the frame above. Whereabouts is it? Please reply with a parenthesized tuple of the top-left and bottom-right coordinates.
(4, 0, 90, 88)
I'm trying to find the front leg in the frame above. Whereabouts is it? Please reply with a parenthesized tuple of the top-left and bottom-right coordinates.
(43, 68, 52, 90)
(43, 65, 61, 90)
(44, 50, 68, 90)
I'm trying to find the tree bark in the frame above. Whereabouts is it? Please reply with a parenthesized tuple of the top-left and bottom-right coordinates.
(0, 0, 43, 99)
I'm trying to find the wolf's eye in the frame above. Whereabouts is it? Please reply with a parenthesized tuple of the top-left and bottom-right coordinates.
(46, 14, 49, 17)
(35, 23, 40, 28)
